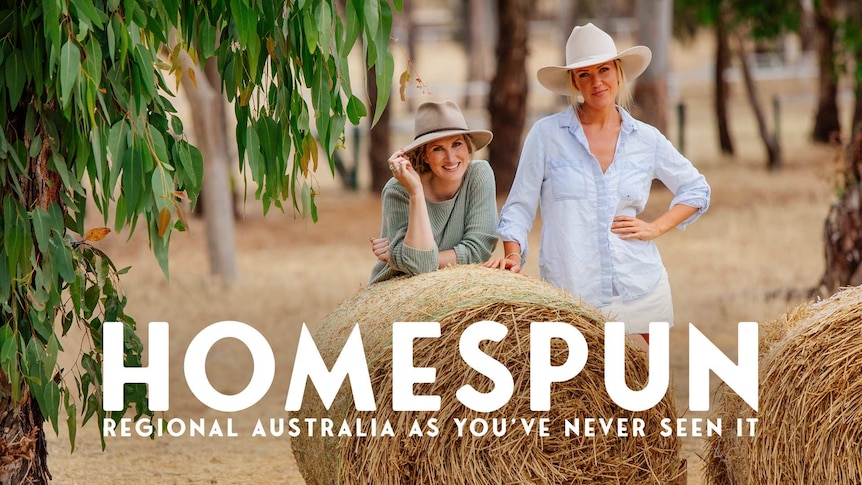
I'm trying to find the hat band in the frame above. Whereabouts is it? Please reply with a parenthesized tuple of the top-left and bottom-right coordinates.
(414, 126, 467, 140)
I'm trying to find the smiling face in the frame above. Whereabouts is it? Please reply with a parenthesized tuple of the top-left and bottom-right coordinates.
(571, 61, 620, 110)
(421, 134, 471, 183)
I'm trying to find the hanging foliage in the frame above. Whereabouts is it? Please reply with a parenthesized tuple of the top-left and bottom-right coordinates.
(0, 0, 401, 462)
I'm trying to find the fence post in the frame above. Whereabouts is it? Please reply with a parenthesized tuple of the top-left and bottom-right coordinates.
(677, 102, 686, 155)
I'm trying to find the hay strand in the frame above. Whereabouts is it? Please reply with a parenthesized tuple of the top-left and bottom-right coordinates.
(704, 286, 862, 484)
(291, 265, 682, 484)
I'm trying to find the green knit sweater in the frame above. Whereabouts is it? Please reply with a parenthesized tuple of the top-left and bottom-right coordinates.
(369, 160, 498, 284)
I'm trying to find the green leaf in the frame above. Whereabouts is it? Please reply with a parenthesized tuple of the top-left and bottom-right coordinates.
(0, 328, 20, 401)
(0, 326, 16, 365)
(303, 8, 318, 54)
(107, 16, 116, 59)
(148, 125, 169, 167)
(0, 248, 9, 304)
(108, 119, 130, 188)
(70, 0, 109, 28)
(5, 49, 25, 109)
(122, 143, 144, 214)
(151, 164, 172, 212)
(315, 3, 333, 55)
(65, 392, 77, 452)
(342, 0, 362, 57)
(31, 208, 52, 253)
(346, 95, 367, 125)
(42, 381, 61, 434)
(60, 40, 81, 109)
(90, 126, 105, 185)
(363, 0, 380, 39)
(45, 334, 59, 380)
(170, 115, 183, 135)
(188, 145, 203, 204)
(50, 231, 75, 283)
(246, 126, 262, 181)
(372, 49, 394, 126)
(230, 0, 260, 77)
(300, 180, 311, 218)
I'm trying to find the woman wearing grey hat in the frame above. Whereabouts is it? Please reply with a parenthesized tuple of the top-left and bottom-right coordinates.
(487, 23, 710, 344)
(369, 100, 498, 284)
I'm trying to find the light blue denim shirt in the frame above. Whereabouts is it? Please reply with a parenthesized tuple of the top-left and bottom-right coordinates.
(498, 106, 710, 307)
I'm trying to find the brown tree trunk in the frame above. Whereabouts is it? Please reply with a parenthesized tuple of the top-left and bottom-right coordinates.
(489, 0, 532, 194)
(632, 0, 671, 134)
(818, 127, 862, 296)
(465, 0, 490, 108)
(183, 57, 238, 280)
(851, 2, 862, 135)
(715, 7, 734, 156)
(1, 102, 54, 484)
(367, 65, 392, 194)
(736, 35, 782, 170)
(811, 0, 841, 143)
(0, 375, 49, 485)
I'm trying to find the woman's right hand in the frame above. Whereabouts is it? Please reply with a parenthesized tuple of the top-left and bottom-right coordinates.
(388, 150, 422, 195)
(485, 254, 522, 273)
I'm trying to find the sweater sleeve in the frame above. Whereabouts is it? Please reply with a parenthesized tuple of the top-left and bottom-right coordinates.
(381, 181, 440, 276)
(452, 160, 499, 264)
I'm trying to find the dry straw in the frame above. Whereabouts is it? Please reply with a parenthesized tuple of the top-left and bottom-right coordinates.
(704, 285, 862, 484)
(290, 265, 682, 484)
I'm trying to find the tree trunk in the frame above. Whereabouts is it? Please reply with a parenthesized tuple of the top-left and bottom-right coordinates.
(0, 376, 49, 485)
(715, 5, 734, 156)
(736, 35, 782, 170)
(183, 57, 238, 280)
(811, 0, 841, 143)
(464, 0, 490, 108)
(489, 0, 532, 194)
(632, 0, 671, 134)
(818, 28, 862, 296)
(367, 65, 392, 194)
(818, 127, 862, 296)
(850, 2, 862, 135)
(1, 101, 55, 484)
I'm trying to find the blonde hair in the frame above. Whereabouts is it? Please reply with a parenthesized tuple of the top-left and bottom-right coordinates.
(568, 59, 632, 110)
(407, 134, 476, 174)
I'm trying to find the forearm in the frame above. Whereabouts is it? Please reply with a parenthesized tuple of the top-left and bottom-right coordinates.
(653, 204, 698, 236)
(502, 240, 522, 259)
(403, 194, 437, 250)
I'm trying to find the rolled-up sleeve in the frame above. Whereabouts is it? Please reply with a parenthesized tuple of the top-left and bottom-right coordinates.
(653, 132, 710, 230)
(452, 161, 498, 264)
(497, 126, 544, 262)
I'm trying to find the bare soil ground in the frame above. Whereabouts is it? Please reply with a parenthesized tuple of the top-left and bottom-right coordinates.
(44, 30, 846, 485)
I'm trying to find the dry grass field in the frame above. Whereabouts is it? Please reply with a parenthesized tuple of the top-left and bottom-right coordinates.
(43, 30, 848, 485)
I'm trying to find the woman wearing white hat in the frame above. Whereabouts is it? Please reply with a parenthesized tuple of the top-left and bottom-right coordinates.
(487, 23, 711, 342)
(369, 100, 498, 284)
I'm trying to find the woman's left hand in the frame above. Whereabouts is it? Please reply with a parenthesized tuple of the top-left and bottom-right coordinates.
(611, 216, 661, 241)
(370, 236, 392, 263)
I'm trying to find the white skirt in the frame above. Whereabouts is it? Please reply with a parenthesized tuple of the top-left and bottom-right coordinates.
(599, 273, 674, 334)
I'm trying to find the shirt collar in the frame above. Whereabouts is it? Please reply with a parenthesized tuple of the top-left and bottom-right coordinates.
(559, 104, 639, 135)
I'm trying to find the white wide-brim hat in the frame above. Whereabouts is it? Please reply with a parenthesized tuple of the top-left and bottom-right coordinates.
(402, 100, 493, 154)
(537, 23, 652, 96)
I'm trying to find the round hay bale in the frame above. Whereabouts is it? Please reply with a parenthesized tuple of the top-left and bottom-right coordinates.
(290, 265, 681, 484)
(704, 286, 862, 484)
